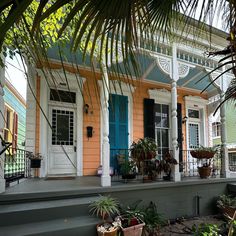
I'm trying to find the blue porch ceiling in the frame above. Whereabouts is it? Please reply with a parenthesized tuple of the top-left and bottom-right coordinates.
(47, 45, 218, 94)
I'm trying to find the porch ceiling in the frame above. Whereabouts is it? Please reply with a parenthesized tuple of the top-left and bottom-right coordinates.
(109, 51, 219, 95)
(47, 45, 219, 95)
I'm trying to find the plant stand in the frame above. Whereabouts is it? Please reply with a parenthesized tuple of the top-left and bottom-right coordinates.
(198, 166, 212, 178)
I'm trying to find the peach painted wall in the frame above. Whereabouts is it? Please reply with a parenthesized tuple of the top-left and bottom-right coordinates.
(35, 62, 209, 176)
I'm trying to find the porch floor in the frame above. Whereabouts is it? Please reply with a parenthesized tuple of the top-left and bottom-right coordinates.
(1, 176, 236, 203)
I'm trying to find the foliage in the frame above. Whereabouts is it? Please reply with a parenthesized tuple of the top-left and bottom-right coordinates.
(130, 138, 157, 161)
(119, 160, 136, 176)
(192, 223, 220, 236)
(217, 195, 236, 209)
(190, 146, 217, 167)
(157, 151, 178, 176)
(142, 201, 166, 236)
(89, 195, 119, 222)
(119, 200, 145, 227)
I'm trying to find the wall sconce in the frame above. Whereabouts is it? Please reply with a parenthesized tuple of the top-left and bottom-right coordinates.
(182, 116, 188, 124)
(84, 104, 89, 114)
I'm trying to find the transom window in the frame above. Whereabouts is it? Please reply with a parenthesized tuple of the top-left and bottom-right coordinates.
(154, 104, 169, 158)
(52, 109, 74, 145)
(212, 122, 221, 138)
(50, 89, 76, 104)
(188, 109, 200, 119)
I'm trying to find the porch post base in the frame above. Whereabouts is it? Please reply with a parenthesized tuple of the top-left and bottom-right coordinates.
(0, 179, 5, 193)
(173, 172, 181, 182)
(222, 170, 230, 178)
(101, 175, 111, 187)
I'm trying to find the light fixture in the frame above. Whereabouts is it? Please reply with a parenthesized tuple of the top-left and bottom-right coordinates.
(182, 116, 188, 124)
(84, 104, 89, 114)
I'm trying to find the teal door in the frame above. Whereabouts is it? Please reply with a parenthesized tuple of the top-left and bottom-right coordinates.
(109, 94, 128, 172)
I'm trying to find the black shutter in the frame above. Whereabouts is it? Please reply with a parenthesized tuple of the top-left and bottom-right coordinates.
(177, 103, 183, 171)
(144, 98, 155, 139)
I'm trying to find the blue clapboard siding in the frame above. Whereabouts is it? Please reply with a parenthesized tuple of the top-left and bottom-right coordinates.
(3, 86, 26, 149)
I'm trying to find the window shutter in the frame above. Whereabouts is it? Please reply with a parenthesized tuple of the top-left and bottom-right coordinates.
(177, 103, 183, 171)
(144, 98, 155, 139)
(12, 112, 18, 151)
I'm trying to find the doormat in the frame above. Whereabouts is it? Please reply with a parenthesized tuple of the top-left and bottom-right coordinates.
(45, 176, 76, 180)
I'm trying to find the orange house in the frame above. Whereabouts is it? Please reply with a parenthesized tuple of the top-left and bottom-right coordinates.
(25, 26, 233, 186)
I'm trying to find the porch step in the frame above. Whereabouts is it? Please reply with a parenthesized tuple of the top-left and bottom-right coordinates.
(0, 196, 100, 227)
(0, 216, 98, 236)
(227, 183, 236, 196)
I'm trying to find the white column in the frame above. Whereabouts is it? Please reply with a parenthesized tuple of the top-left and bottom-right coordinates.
(171, 43, 181, 181)
(220, 92, 230, 178)
(0, 57, 6, 193)
(101, 65, 111, 186)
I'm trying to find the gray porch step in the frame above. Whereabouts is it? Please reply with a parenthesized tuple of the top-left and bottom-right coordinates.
(0, 196, 100, 227)
(0, 216, 98, 236)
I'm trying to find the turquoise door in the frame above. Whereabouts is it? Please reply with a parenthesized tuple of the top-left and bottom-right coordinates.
(109, 94, 128, 173)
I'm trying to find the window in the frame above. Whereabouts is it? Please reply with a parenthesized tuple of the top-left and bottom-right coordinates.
(188, 123, 199, 149)
(50, 89, 76, 104)
(3, 106, 18, 153)
(51, 109, 74, 145)
(154, 104, 169, 158)
(229, 152, 236, 171)
(212, 122, 221, 138)
(188, 109, 200, 119)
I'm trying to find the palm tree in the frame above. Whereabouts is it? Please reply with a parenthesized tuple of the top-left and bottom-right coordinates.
(0, 1, 235, 136)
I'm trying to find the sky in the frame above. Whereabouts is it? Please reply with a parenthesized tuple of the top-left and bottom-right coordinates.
(5, 53, 27, 100)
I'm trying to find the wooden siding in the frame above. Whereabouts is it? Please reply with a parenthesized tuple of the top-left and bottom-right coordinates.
(3, 86, 26, 149)
(82, 74, 101, 175)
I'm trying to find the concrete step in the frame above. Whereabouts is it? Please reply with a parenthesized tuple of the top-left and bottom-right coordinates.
(0, 196, 100, 227)
(0, 216, 98, 236)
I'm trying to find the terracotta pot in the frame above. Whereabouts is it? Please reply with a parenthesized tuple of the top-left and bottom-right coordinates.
(121, 221, 145, 236)
(96, 224, 118, 236)
(190, 150, 215, 159)
(198, 166, 212, 178)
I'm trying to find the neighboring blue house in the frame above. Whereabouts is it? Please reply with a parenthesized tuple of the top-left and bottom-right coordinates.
(3, 79, 26, 184)
(3, 79, 26, 149)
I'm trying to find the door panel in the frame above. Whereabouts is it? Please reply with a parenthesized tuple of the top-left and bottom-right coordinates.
(49, 106, 76, 175)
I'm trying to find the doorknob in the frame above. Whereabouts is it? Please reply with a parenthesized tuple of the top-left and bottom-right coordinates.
(74, 146, 77, 152)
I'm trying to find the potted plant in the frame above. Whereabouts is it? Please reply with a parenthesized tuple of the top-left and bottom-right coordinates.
(119, 160, 137, 180)
(117, 200, 145, 236)
(142, 202, 166, 236)
(130, 138, 157, 179)
(157, 151, 178, 180)
(217, 195, 236, 219)
(89, 195, 120, 236)
(190, 146, 217, 178)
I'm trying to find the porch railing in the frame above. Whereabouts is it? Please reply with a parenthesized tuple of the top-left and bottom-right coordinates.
(110, 148, 222, 181)
(180, 150, 222, 178)
(4, 148, 31, 186)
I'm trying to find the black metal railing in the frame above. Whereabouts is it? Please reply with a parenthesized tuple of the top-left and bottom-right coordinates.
(4, 148, 31, 186)
(180, 150, 221, 178)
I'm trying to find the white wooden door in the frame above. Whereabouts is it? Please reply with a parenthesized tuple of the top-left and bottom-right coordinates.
(48, 106, 77, 175)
